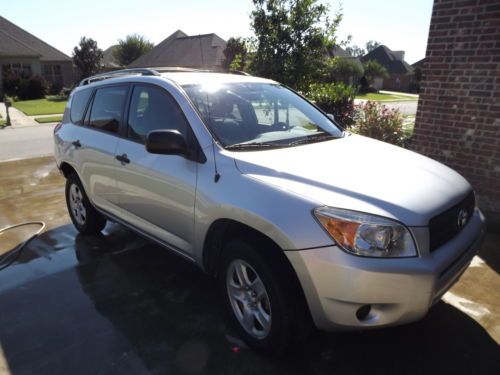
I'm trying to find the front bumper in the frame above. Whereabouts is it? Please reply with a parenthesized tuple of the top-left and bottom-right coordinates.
(286, 209, 486, 331)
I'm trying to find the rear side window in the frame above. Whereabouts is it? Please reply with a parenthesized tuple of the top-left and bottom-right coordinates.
(70, 89, 92, 125)
(89, 86, 128, 134)
(127, 85, 189, 143)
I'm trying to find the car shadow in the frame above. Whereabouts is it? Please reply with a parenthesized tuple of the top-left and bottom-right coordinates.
(0, 223, 498, 374)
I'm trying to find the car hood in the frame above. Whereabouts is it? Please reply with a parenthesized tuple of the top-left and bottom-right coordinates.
(232, 134, 471, 226)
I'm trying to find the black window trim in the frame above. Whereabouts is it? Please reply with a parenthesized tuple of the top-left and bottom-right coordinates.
(124, 82, 206, 163)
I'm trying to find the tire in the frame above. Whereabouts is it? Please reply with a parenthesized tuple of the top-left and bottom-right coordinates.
(65, 173, 106, 235)
(218, 239, 312, 355)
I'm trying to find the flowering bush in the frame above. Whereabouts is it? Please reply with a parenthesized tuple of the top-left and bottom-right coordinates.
(351, 101, 408, 147)
(3, 73, 48, 100)
(306, 83, 357, 127)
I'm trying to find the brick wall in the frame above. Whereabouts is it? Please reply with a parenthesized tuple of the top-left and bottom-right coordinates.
(412, 0, 500, 226)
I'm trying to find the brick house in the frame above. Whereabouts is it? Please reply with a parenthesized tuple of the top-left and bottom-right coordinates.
(0, 16, 74, 94)
(360, 45, 414, 91)
(129, 30, 226, 70)
(412, 0, 500, 227)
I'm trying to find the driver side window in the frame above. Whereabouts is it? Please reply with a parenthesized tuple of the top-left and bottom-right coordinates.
(127, 85, 188, 143)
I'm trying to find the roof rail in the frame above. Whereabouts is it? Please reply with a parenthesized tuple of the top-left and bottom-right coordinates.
(78, 67, 253, 86)
(79, 68, 160, 86)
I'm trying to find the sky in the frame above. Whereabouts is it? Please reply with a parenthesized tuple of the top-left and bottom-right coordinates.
(0, 0, 433, 64)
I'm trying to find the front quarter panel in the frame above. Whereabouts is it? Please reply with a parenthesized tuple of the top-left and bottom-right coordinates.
(194, 147, 334, 263)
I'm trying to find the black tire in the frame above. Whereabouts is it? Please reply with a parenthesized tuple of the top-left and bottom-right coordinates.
(218, 239, 312, 356)
(65, 173, 106, 235)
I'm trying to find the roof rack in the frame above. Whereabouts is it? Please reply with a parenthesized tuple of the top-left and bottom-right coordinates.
(79, 67, 252, 86)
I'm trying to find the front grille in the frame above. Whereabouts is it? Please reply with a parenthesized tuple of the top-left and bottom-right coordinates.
(429, 192, 475, 252)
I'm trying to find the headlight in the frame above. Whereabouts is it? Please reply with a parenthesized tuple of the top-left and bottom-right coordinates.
(314, 207, 417, 257)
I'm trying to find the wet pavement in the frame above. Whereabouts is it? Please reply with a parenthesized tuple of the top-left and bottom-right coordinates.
(0, 156, 499, 375)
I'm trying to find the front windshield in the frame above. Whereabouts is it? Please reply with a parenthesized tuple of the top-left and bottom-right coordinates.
(183, 82, 343, 149)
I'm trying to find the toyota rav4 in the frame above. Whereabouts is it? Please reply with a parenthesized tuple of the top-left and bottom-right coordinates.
(54, 68, 486, 354)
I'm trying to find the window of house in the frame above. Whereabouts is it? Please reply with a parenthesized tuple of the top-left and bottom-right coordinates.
(89, 86, 128, 134)
(2, 63, 32, 77)
(42, 64, 63, 84)
(127, 85, 189, 143)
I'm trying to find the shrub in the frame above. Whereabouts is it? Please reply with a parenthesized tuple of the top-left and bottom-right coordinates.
(49, 82, 63, 95)
(3, 73, 48, 100)
(20, 75, 48, 99)
(306, 83, 357, 127)
(351, 101, 408, 146)
(321, 57, 363, 86)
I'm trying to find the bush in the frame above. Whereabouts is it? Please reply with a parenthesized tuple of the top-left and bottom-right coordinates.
(49, 82, 63, 95)
(3, 73, 48, 100)
(306, 83, 357, 127)
(351, 101, 408, 147)
(321, 57, 363, 86)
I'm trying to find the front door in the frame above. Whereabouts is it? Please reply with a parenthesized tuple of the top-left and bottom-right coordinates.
(113, 84, 197, 255)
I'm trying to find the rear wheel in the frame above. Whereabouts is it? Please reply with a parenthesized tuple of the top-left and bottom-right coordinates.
(219, 239, 311, 355)
(65, 174, 106, 235)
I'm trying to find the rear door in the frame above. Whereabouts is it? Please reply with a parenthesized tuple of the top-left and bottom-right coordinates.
(113, 83, 198, 255)
(72, 84, 129, 214)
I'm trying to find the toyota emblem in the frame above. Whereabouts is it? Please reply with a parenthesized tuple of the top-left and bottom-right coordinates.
(457, 208, 468, 229)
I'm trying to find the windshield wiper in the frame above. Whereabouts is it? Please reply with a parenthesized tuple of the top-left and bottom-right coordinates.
(285, 133, 337, 146)
(225, 141, 282, 151)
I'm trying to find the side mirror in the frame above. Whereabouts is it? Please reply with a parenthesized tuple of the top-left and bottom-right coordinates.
(146, 130, 188, 156)
(326, 113, 335, 121)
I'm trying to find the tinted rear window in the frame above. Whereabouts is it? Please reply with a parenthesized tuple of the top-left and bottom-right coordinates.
(70, 89, 92, 125)
(89, 86, 128, 134)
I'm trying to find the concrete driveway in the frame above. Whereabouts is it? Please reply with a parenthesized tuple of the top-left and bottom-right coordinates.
(0, 157, 499, 375)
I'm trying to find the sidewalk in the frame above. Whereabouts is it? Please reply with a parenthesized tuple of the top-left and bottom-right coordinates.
(9, 107, 39, 127)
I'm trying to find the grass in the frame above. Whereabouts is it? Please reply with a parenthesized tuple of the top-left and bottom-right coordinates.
(355, 93, 417, 101)
(35, 115, 63, 124)
(12, 98, 67, 116)
(0, 119, 6, 127)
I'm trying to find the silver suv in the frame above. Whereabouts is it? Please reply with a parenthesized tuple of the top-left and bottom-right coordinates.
(54, 68, 486, 354)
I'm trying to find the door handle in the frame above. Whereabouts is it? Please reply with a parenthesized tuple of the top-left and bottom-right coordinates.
(72, 140, 81, 148)
(115, 153, 130, 164)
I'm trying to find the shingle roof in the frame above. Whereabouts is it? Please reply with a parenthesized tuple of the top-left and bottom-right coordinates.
(0, 16, 70, 61)
(331, 45, 352, 58)
(360, 45, 413, 75)
(102, 45, 121, 69)
(129, 30, 227, 68)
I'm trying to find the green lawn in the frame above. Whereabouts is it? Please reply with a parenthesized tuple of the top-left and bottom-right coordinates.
(12, 98, 67, 116)
(355, 93, 417, 101)
(35, 115, 63, 124)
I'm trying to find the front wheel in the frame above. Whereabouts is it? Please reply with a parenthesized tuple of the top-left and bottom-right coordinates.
(65, 174, 106, 235)
(219, 240, 311, 355)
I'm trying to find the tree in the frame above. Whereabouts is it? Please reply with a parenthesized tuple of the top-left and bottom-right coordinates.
(365, 40, 381, 53)
(250, 0, 342, 91)
(114, 34, 154, 67)
(362, 60, 389, 87)
(72, 37, 103, 80)
(222, 37, 248, 71)
(345, 45, 365, 57)
(323, 56, 363, 85)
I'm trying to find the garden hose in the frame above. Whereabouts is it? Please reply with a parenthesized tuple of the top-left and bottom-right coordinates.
(0, 221, 45, 271)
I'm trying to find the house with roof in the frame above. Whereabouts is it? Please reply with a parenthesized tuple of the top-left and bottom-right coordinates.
(0, 16, 74, 94)
(360, 45, 413, 91)
(102, 45, 121, 71)
(128, 30, 226, 70)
